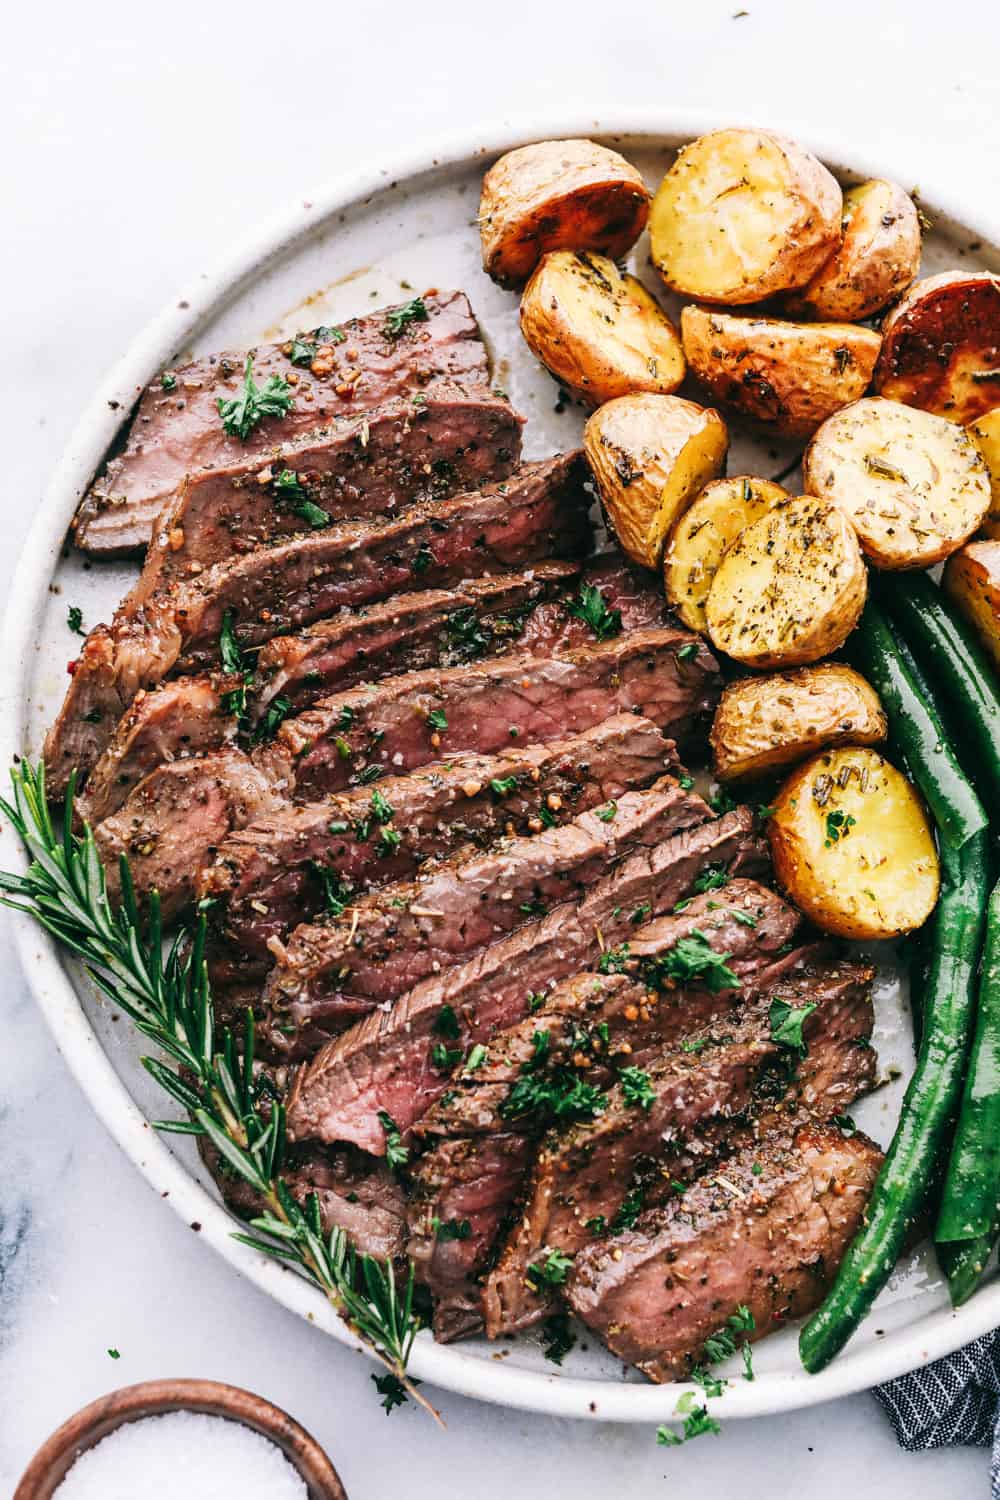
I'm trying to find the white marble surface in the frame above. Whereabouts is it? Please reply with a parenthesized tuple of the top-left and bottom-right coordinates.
(2, 0, 998, 1492)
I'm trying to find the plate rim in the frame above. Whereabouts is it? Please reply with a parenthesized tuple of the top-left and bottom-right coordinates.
(5, 108, 1000, 1423)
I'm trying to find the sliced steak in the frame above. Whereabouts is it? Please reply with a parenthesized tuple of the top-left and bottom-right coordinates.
(73, 289, 491, 557)
(482, 961, 876, 1336)
(202, 1138, 406, 1262)
(284, 807, 762, 1152)
(407, 1134, 535, 1342)
(45, 454, 593, 800)
(206, 714, 675, 980)
(272, 626, 718, 799)
(566, 1123, 883, 1381)
(136, 385, 522, 600)
(263, 773, 710, 1033)
(95, 752, 281, 921)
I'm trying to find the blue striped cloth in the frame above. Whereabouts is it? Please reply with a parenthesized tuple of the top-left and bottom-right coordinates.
(874, 1332, 1000, 1491)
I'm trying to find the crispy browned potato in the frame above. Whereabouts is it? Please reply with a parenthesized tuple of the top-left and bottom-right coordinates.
(705, 496, 867, 669)
(649, 128, 841, 304)
(874, 271, 1000, 424)
(803, 396, 991, 568)
(663, 475, 788, 632)
(786, 180, 921, 321)
(583, 393, 728, 569)
(768, 746, 939, 940)
(519, 251, 684, 406)
(681, 305, 881, 439)
(943, 540, 1000, 674)
(710, 665, 887, 782)
(969, 407, 1000, 538)
(479, 140, 651, 286)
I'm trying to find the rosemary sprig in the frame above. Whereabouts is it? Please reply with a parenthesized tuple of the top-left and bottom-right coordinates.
(0, 761, 437, 1422)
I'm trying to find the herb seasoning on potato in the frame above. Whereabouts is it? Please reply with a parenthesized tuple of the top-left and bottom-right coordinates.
(786, 179, 921, 322)
(874, 270, 1000, 424)
(969, 406, 1000, 537)
(664, 474, 788, 632)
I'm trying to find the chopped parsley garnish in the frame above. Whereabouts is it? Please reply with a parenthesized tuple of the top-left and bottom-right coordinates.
(288, 338, 318, 366)
(273, 468, 331, 528)
(338, 705, 356, 729)
(769, 997, 817, 1055)
(370, 789, 395, 824)
(586, 1216, 608, 1235)
(611, 1183, 645, 1232)
(445, 605, 491, 661)
(542, 1312, 576, 1365)
(678, 773, 695, 790)
(377, 826, 403, 857)
(676, 641, 699, 661)
(377, 1110, 409, 1170)
(619, 1066, 655, 1111)
(107, 1347, 121, 1360)
(431, 1043, 463, 1072)
(411, 542, 434, 573)
(160, 372, 177, 391)
(527, 992, 546, 1014)
(251, 693, 293, 743)
(657, 1399, 722, 1446)
(690, 1366, 726, 1399)
(681, 1036, 709, 1055)
(217, 354, 294, 440)
(464, 1043, 488, 1072)
(490, 774, 520, 798)
(703, 1304, 756, 1364)
(427, 708, 448, 732)
(833, 1112, 858, 1136)
(519, 899, 548, 917)
(311, 864, 353, 917)
(526, 1248, 573, 1290)
(730, 908, 758, 928)
(630, 902, 651, 925)
(432, 1216, 471, 1242)
(824, 809, 857, 846)
(538, 804, 557, 829)
(645, 932, 739, 993)
(371, 1373, 408, 1415)
(566, 582, 622, 642)
(356, 765, 384, 785)
(596, 801, 618, 822)
(598, 942, 631, 975)
(708, 786, 737, 815)
(692, 864, 730, 896)
(218, 609, 254, 720)
(432, 1003, 460, 1039)
(384, 296, 429, 338)
(67, 605, 85, 636)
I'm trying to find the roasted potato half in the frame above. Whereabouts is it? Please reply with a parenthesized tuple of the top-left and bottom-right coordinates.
(479, 139, 651, 286)
(943, 540, 1000, 674)
(711, 665, 887, 782)
(768, 746, 939, 940)
(803, 396, 991, 569)
(583, 393, 728, 569)
(519, 251, 685, 406)
(649, 128, 841, 305)
(969, 407, 1000, 538)
(681, 305, 881, 439)
(705, 496, 867, 669)
(663, 475, 788, 632)
(786, 179, 921, 322)
(874, 271, 1000, 424)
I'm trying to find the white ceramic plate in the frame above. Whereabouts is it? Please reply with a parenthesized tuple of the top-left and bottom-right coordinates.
(5, 115, 1000, 1424)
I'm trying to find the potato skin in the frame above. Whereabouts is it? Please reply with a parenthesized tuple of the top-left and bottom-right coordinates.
(969, 407, 1000, 538)
(519, 251, 684, 406)
(711, 664, 887, 782)
(681, 305, 881, 439)
(768, 746, 939, 940)
(874, 271, 1000, 424)
(786, 179, 921, 322)
(803, 396, 991, 569)
(479, 140, 651, 287)
(663, 475, 788, 632)
(705, 496, 867, 669)
(649, 128, 842, 304)
(943, 540, 1000, 674)
(583, 393, 728, 569)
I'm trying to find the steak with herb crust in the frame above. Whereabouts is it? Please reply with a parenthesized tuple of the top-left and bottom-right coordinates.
(268, 625, 718, 799)
(284, 808, 763, 1153)
(566, 1123, 883, 1381)
(73, 289, 492, 557)
(45, 453, 593, 800)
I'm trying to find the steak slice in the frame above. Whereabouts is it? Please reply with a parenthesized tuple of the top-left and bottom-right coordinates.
(94, 752, 281, 922)
(73, 289, 491, 557)
(136, 385, 522, 601)
(418, 883, 806, 1139)
(272, 625, 718, 799)
(284, 807, 762, 1152)
(205, 714, 675, 979)
(45, 454, 592, 800)
(202, 1138, 407, 1262)
(566, 1123, 883, 1381)
(407, 1134, 535, 1343)
(482, 960, 876, 1337)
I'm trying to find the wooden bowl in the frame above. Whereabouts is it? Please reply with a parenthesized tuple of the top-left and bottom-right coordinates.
(12, 1379, 348, 1499)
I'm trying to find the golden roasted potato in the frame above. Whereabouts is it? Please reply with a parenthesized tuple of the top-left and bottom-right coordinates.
(943, 540, 1000, 674)
(705, 496, 867, 669)
(479, 139, 651, 286)
(583, 393, 728, 569)
(803, 396, 991, 569)
(786, 179, 921, 321)
(768, 746, 939, 940)
(874, 271, 1000, 424)
(649, 128, 841, 304)
(681, 305, 881, 439)
(663, 475, 788, 632)
(710, 664, 887, 782)
(969, 407, 1000, 537)
(519, 251, 685, 406)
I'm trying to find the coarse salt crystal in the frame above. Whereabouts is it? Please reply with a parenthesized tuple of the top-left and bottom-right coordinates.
(55, 1409, 309, 1500)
